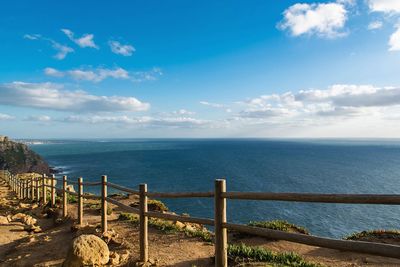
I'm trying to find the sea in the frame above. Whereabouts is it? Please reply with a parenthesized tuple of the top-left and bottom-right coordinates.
(29, 139, 400, 239)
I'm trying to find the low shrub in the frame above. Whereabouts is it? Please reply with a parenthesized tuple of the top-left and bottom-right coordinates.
(345, 229, 400, 240)
(248, 220, 309, 235)
(228, 243, 321, 267)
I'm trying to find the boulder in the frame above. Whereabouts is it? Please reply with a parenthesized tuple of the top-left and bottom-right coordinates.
(63, 234, 109, 267)
(11, 213, 37, 226)
(66, 185, 75, 193)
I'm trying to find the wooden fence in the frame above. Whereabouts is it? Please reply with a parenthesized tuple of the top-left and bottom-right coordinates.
(2, 170, 400, 266)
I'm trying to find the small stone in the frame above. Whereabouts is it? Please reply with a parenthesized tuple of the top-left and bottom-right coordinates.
(109, 251, 120, 265)
(174, 221, 185, 229)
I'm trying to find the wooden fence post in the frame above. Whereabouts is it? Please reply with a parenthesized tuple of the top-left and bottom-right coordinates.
(26, 180, 29, 199)
(78, 177, 83, 225)
(42, 174, 47, 204)
(18, 179, 22, 199)
(51, 174, 55, 207)
(35, 177, 40, 203)
(23, 180, 27, 199)
(62, 175, 68, 217)
(21, 180, 25, 199)
(139, 183, 148, 263)
(214, 179, 228, 267)
(30, 177, 34, 201)
(101, 175, 108, 233)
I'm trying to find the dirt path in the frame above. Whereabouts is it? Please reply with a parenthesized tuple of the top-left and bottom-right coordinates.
(1, 177, 400, 266)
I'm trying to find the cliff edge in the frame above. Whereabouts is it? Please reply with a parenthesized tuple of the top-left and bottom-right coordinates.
(0, 135, 50, 174)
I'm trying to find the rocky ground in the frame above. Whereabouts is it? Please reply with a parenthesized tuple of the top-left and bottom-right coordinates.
(1, 178, 400, 266)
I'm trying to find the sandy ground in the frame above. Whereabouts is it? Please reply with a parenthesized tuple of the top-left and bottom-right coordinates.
(1, 178, 400, 266)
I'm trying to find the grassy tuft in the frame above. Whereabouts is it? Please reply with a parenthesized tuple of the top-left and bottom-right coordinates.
(248, 220, 309, 235)
(119, 212, 139, 224)
(184, 228, 213, 242)
(228, 243, 321, 267)
(67, 194, 77, 203)
(118, 212, 212, 242)
(345, 229, 400, 240)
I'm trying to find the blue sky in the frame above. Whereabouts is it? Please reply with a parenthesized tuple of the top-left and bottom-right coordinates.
(1, 0, 400, 138)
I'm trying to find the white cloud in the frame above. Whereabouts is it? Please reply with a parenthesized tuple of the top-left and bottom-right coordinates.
(368, 20, 383, 30)
(44, 67, 64, 77)
(44, 67, 161, 83)
(279, 2, 348, 38)
(24, 34, 74, 60)
(368, 0, 400, 13)
(23, 34, 41, 40)
(68, 68, 129, 82)
(61, 29, 98, 49)
(0, 82, 149, 113)
(108, 40, 135, 56)
(62, 115, 207, 128)
(171, 109, 196, 115)
(26, 115, 52, 122)
(131, 68, 163, 83)
(236, 84, 400, 123)
(389, 25, 400, 51)
(51, 41, 74, 60)
(0, 113, 14, 121)
(200, 101, 225, 108)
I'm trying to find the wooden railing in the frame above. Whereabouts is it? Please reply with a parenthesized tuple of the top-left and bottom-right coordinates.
(2, 170, 400, 267)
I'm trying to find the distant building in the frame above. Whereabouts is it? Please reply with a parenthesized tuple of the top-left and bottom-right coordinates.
(0, 136, 9, 143)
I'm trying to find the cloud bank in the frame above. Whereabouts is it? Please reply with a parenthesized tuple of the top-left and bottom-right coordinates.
(0, 82, 149, 113)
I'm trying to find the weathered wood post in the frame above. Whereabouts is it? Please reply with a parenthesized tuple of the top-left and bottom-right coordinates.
(26, 179, 30, 199)
(78, 177, 83, 225)
(62, 175, 68, 217)
(23, 180, 27, 199)
(139, 183, 148, 263)
(42, 174, 47, 204)
(26, 180, 29, 199)
(101, 175, 108, 233)
(51, 174, 56, 207)
(30, 177, 34, 200)
(18, 179, 22, 199)
(214, 179, 228, 267)
(21, 179, 25, 199)
(35, 177, 40, 203)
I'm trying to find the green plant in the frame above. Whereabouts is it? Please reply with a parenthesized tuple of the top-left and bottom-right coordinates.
(148, 199, 168, 211)
(248, 220, 309, 235)
(228, 243, 321, 267)
(184, 228, 213, 242)
(67, 194, 77, 203)
(118, 212, 139, 224)
(345, 229, 400, 240)
(117, 212, 212, 242)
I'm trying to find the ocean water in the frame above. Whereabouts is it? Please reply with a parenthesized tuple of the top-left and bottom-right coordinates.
(30, 139, 400, 238)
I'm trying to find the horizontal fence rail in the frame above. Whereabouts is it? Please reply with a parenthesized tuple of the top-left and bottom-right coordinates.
(223, 192, 400, 204)
(2, 170, 400, 267)
(107, 182, 139, 194)
(146, 191, 214, 198)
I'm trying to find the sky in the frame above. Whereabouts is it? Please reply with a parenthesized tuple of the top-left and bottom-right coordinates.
(1, 0, 400, 138)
